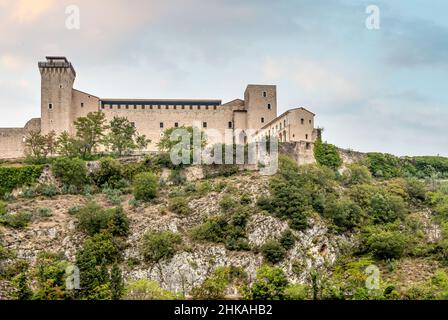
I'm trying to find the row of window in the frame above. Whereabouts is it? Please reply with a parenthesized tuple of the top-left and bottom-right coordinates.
(101, 104, 219, 111)
(159, 121, 234, 129)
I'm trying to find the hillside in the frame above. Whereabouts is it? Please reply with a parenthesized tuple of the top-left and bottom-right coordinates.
(1, 150, 448, 300)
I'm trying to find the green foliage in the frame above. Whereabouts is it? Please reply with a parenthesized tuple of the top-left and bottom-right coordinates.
(132, 172, 158, 201)
(0, 200, 6, 215)
(76, 202, 129, 237)
(366, 153, 404, 179)
(124, 279, 180, 300)
(24, 131, 57, 163)
(191, 266, 246, 300)
(245, 265, 289, 300)
(36, 184, 58, 197)
(110, 263, 125, 300)
(0, 211, 33, 229)
(141, 231, 182, 263)
(324, 198, 365, 232)
(92, 158, 125, 189)
(103, 187, 123, 205)
(35, 207, 53, 218)
(190, 204, 251, 251)
(12, 272, 33, 300)
(261, 240, 287, 264)
(284, 284, 308, 300)
(314, 139, 342, 170)
(73, 112, 108, 158)
(341, 164, 372, 186)
(405, 178, 426, 201)
(32, 252, 68, 300)
(75, 232, 118, 298)
(104, 116, 149, 156)
(168, 197, 192, 215)
(369, 193, 407, 224)
(0, 165, 43, 196)
(279, 229, 296, 251)
(362, 225, 410, 260)
(52, 157, 88, 189)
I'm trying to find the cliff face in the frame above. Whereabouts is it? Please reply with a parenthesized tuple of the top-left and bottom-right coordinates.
(0, 171, 351, 297)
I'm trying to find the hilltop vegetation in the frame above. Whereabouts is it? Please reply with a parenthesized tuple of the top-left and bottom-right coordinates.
(1, 122, 448, 300)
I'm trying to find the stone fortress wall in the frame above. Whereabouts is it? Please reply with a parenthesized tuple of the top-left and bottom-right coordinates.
(0, 56, 318, 162)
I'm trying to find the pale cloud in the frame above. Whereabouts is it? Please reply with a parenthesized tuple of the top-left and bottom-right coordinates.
(2, 0, 56, 23)
(0, 53, 23, 70)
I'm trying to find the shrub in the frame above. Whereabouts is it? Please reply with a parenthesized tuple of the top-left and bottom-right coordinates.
(364, 227, 409, 260)
(103, 187, 123, 205)
(169, 169, 186, 185)
(52, 157, 88, 189)
(324, 198, 365, 231)
(190, 217, 228, 243)
(36, 184, 58, 197)
(406, 178, 426, 201)
(22, 186, 37, 199)
(279, 229, 296, 251)
(369, 193, 407, 224)
(0, 211, 33, 229)
(92, 158, 124, 189)
(314, 139, 342, 170)
(240, 193, 252, 205)
(191, 266, 245, 300)
(0, 165, 43, 196)
(246, 265, 288, 300)
(168, 197, 192, 215)
(35, 208, 53, 218)
(124, 279, 180, 300)
(76, 202, 129, 237)
(0, 201, 6, 215)
(261, 240, 287, 264)
(284, 284, 308, 300)
(141, 231, 182, 263)
(366, 153, 403, 179)
(219, 195, 237, 213)
(132, 172, 158, 201)
(341, 164, 372, 185)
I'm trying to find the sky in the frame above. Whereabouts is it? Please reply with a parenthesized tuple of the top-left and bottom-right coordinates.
(0, 0, 447, 156)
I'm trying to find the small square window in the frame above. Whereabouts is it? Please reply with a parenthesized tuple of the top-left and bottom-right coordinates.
(81, 102, 84, 108)
(166, 105, 169, 110)
(175, 122, 179, 128)
(182, 106, 185, 110)
(48, 103, 53, 109)
(158, 105, 161, 109)
(118, 105, 121, 110)
(174, 106, 177, 110)
(301, 118, 304, 125)
(263, 91, 267, 97)
(228, 122, 232, 129)
(309, 120, 312, 124)
(268, 104, 271, 110)
(101, 105, 105, 110)
(261, 117, 265, 123)
(134, 105, 137, 109)
(214, 106, 217, 110)
(126, 105, 129, 109)
(190, 106, 193, 110)
(160, 122, 164, 128)
(110, 105, 113, 110)
(306, 134, 309, 139)
(206, 106, 209, 110)
(203, 122, 207, 128)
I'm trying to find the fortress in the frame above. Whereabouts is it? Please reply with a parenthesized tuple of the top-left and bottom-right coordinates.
(0, 57, 319, 161)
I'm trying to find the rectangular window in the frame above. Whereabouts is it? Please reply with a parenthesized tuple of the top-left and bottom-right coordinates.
(306, 134, 309, 139)
(263, 91, 267, 97)
(160, 122, 164, 128)
(203, 122, 207, 128)
(101, 105, 105, 110)
(182, 106, 185, 110)
(175, 122, 179, 128)
(301, 118, 304, 125)
(214, 106, 217, 110)
(261, 117, 265, 123)
(126, 105, 129, 110)
(48, 103, 53, 109)
(158, 105, 161, 109)
(118, 105, 121, 110)
(268, 103, 271, 110)
(228, 122, 232, 129)
(81, 102, 84, 108)
(134, 105, 137, 109)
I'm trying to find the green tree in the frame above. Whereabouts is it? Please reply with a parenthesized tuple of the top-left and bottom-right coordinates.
(13, 272, 33, 300)
(52, 157, 88, 189)
(56, 131, 82, 157)
(141, 230, 182, 263)
(314, 138, 342, 170)
(246, 265, 289, 300)
(24, 130, 57, 162)
(104, 116, 147, 156)
(74, 112, 108, 158)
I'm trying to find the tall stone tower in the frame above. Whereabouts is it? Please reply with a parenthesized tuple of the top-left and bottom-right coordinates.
(39, 56, 76, 135)
(244, 84, 277, 132)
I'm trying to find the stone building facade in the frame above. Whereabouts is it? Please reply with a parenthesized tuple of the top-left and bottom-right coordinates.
(0, 57, 319, 160)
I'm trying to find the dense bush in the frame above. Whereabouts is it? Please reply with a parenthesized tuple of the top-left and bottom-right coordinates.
(363, 225, 409, 260)
(369, 193, 407, 224)
(36, 184, 58, 197)
(0, 201, 6, 215)
(168, 197, 192, 215)
(92, 158, 127, 189)
(124, 279, 180, 300)
(245, 265, 289, 300)
(314, 139, 342, 170)
(141, 231, 182, 263)
(279, 229, 296, 251)
(76, 202, 129, 237)
(52, 157, 88, 189)
(261, 240, 287, 264)
(191, 266, 246, 300)
(0, 165, 43, 195)
(341, 164, 372, 186)
(324, 198, 365, 231)
(0, 211, 33, 229)
(132, 172, 158, 201)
